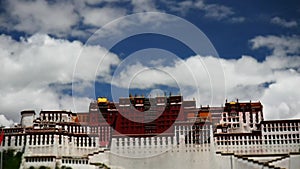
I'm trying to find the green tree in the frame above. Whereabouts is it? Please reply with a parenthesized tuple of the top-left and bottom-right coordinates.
(3, 149, 23, 169)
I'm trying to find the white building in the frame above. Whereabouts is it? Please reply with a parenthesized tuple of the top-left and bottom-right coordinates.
(1, 100, 300, 169)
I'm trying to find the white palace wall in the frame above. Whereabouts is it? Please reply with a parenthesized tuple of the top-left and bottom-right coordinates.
(2, 122, 300, 169)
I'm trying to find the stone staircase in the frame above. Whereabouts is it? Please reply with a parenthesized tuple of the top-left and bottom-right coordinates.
(234, 154, 287, 169)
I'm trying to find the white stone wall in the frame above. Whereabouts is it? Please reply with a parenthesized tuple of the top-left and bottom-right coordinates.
(214, 120, 300, 155)
(60, 158, 96, 169)
(215, 138, 300, 154)
(290, 154, 300, 169)
(108, 146, 218, 169)
(22, 160, 56, 169)
(24, 134, 99, 157)
(21, 114, 35, 128)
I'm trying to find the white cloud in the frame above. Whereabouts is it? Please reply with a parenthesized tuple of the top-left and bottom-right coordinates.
(250, 35, 300, 57)
(261, 74, 300, 119)
(0, 114, 14, 127)
(0, 0, 244, 39)
(110, 35, 300, 120)
(0, 0, 130, 38)
(111, 54, 270, 105)
(248, 35, 300, 119)
(271, 17, 298, 28)
(0, 33, 120, 122)
(203, 4, 234, 20)
(112, 53, 300, 120)
(1, 0, 79, 37)
(0, 0, 172, 38)
(163, 0, 202, 15)
(131, 0, 158, 13)
(81, 7, 127, 27)
(230, 17, 245, 23)
(165, 0, 244, 22)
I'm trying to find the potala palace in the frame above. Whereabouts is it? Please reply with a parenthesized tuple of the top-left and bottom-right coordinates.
(1, 95, 300, 169)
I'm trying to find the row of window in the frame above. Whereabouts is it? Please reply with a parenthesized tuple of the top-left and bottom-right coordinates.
(264, 139, 300, 144)
(264, 122, 299, 128)
(175, 125, 210, 130)
(263, 125, 299, 132)
(90, 126, 110, 133)
(116, 137, 175, 146)
(73, 137, 96, 147)
(25, 157, 54, 162)
(216, 134, 300, 146)
(216, 140, 263, 146)
(27, 135, 97, 147)
(25, 158, 89, 165)
(64, 125, 89, 133)
(222, 112, 261, 124)
(2, 129, 23, 133)
(217, 135, 261, 141)
(220, 139, 289, 145)
(41, 113, 68, 122)
(29, 135, 54, 145)
(184, 137, 210, 144)
(265, 134, 300, 140)
(62, 159, 88, 165)
(2, 135, 25, 147)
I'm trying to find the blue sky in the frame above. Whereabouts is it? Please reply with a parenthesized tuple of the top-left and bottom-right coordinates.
(0, 0, 299, 125)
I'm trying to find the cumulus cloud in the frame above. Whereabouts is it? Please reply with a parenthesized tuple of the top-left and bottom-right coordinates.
(0, 33, 120, 122)
(0, 0, 171, 39)
(261, 74, 300, 119)
(248, 35, 300, 119)
(1, 0, 79, 37)
(115, 54, 300, 120)
(0, 0, 129, 38)
(111, 55, 269, 104)
(0, 114, 14, 127)
(250, 35, 300, 57)
(271, 17, 298, 28)
(0, 0, 246, 39)
(81, 7, 127, 27)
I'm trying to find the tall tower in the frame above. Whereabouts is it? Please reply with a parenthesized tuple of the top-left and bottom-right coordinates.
(20, 110, 35, 128)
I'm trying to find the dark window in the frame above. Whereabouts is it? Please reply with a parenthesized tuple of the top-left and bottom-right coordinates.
(59, 135, 62, 144)
(51, 135, 54, 144)
(19, 136, 22, 146)
(15, 136, 18, 146)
